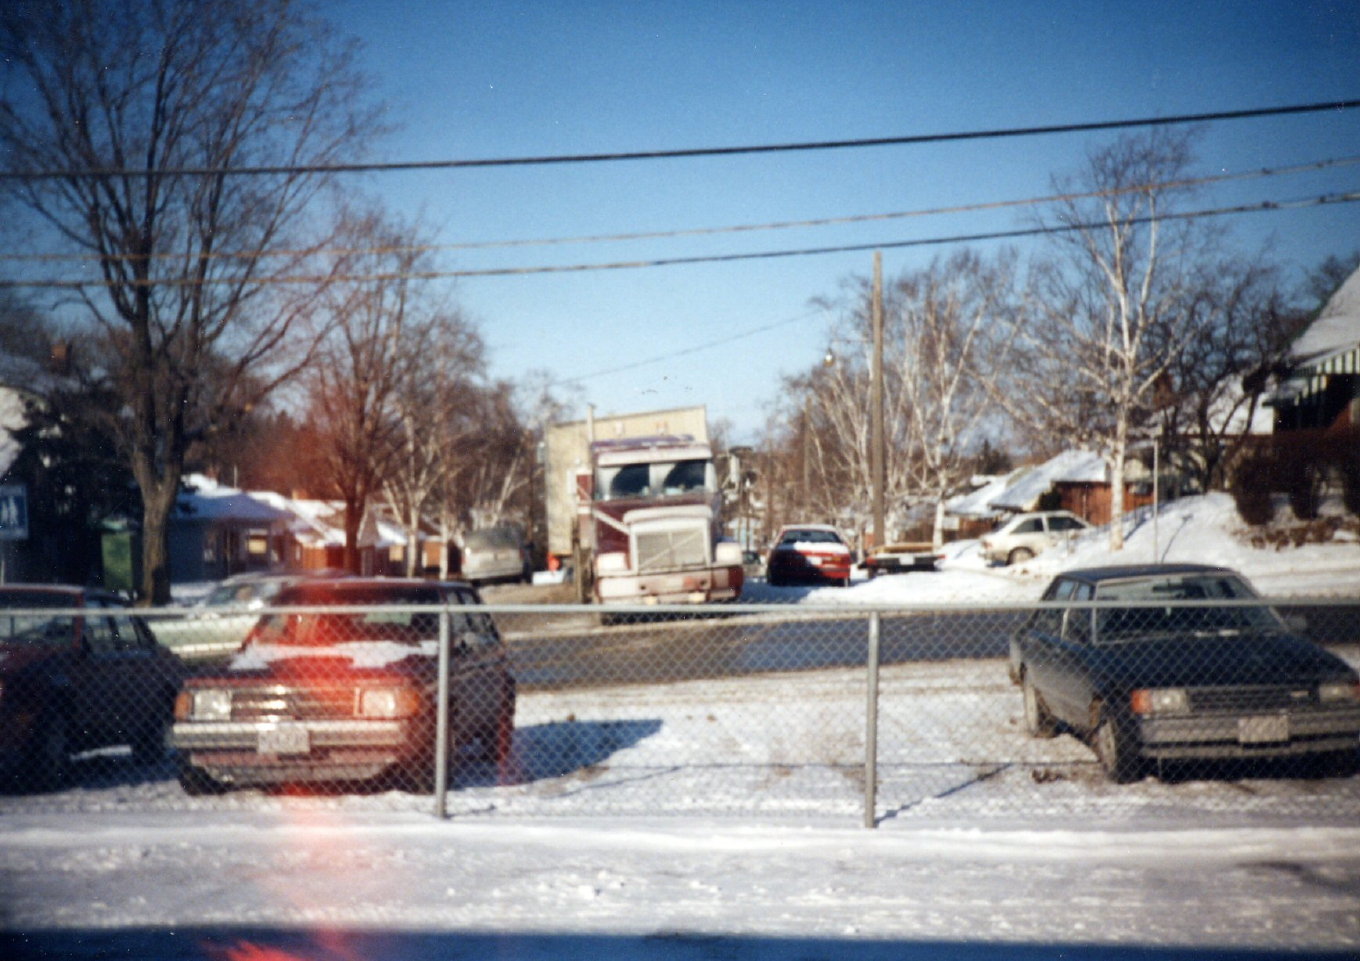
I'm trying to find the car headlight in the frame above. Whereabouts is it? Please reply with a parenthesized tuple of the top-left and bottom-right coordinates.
(1130, 687, 1189, 715)
(175, 688, 232, 721)
(358, 687, 421, 719)
(1318, 681, 1360, 703)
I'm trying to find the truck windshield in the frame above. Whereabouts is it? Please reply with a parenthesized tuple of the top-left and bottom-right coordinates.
(596, 459, 713, 500)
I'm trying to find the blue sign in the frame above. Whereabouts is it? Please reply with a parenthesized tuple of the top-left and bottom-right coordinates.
(0, 484, 28, 540)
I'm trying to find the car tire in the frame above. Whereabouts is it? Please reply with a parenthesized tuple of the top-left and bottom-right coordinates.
(1310, 748, 1360, 779)
(1007, 547, 1035, 566)
(176, 758, 224, 796)
(1093, 708, 1142, 784)
(1022, 672, 1058, 738)
(22, 713, 72, 792)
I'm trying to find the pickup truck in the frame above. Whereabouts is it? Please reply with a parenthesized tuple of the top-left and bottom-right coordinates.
(861, 542, 943, 576)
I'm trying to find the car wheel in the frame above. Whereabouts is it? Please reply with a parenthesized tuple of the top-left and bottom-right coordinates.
(1007, 547, 1035, 565)
(1093, 709, 1142, 784)
(1022, 672, 1057, 738)
(176, 758, 224, 796)
(1310, 748, 1360, 779)
(23, 713, 72, 792)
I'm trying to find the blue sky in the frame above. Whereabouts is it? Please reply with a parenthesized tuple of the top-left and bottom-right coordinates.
(331, 0, 1360, 442)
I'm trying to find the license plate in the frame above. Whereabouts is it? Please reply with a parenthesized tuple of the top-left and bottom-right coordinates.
(1238, 715, 1289, 744)
(258, 724, 310, 755)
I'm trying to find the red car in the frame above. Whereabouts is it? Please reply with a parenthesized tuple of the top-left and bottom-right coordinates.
(765, 524, 853, 587)
(171, 578, 516, 794)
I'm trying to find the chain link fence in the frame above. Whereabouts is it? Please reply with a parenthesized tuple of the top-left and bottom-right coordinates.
(1, 590, 1358, 827)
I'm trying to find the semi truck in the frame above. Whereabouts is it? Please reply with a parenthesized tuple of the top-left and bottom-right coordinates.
(544, 406, 744, 607)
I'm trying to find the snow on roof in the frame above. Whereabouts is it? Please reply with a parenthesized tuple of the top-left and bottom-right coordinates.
(1291, 264, 1360, 366)
(174, 475, 293, 524)
(987, 449, 1107, 513)
(946, 471, 1024, 519)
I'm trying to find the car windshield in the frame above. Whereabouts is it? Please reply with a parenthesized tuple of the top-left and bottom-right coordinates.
(248, 586, 495, 647)
(202, 579, 286, 607)
(1094, 573, 1283, 641)
(0, 591, 77, 648)
(780, 530, 841, 546)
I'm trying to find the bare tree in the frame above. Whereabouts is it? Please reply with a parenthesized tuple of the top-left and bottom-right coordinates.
(383, 306, 488, 576)
(891, 250, 1018, 547)
(303, 210, 422, 573)
(1153, 259, 1301, 493)
(0, 0, 379, 600)
(1007, 128, 1210, 550)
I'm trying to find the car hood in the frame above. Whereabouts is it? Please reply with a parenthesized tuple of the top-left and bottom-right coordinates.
(228, 639, 439, 673)
(1089, 632, 1354, 690)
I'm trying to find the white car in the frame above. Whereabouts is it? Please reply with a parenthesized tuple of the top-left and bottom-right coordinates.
(981, 510, 1091, 566)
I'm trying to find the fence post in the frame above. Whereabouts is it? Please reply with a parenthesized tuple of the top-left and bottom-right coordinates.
(864, 610, 881, 829)
(434, 606, 452, 819)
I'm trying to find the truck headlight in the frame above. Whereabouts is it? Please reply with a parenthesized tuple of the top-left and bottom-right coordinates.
(596, 552, 628, 574)
(1318, 681, 1360, 703)
(358, 687, 421, 719)
(176, 689, 232, 721)
(714, 541, 743, 566)
(1130, 688, 1189, 715)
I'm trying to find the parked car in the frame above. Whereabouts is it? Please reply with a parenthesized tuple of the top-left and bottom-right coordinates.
(150, 571, 317, 662)
(765, 524, 853, 587)
(981, 510, 1091, 565)
(171, 578, 516, 794)
(862, 541, 943, 576)
(0, 585, 184, 791)
(1010, 564, 1360, 783)
(460, 525, 532, 586)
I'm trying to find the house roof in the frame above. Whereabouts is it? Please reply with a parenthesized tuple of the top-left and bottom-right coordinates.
(987, 449, 1107, 513)
(175, 475, 293, 525)
(948, 450, 1113, 518)
(1291, 264, 1360, 367)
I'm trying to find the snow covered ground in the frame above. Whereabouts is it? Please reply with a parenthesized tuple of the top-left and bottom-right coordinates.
(4, 493, 1360, 958)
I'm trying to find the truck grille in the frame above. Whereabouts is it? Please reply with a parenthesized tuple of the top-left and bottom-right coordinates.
(635, 524, 709, 573)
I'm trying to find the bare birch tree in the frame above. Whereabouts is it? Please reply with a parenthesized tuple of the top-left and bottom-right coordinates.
(891, 250, 1018, 546)
(0, 0, 378, 600)
(1007, 128, 1207, 550)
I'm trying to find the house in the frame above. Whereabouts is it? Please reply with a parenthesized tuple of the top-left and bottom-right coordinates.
(947, 449, 1153, 531)
(1271, 264, 1360, 433)
(169, 476, 294, 582)
(172, 477, 447, 583)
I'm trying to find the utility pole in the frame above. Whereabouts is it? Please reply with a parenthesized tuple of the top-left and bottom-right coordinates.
(871, 251, 885, 551)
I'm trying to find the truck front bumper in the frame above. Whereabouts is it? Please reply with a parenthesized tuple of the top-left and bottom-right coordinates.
(596, 566, 742, 604)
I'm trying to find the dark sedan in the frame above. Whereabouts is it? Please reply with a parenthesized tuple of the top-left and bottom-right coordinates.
(0, 585, 184, 791)
(1010, 564, 1360, 783)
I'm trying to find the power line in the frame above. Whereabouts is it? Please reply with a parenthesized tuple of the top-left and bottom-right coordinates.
(2, 99, 1356, 181)
(5, 153, 1358, 267)
(4, 190, 1355, 291)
